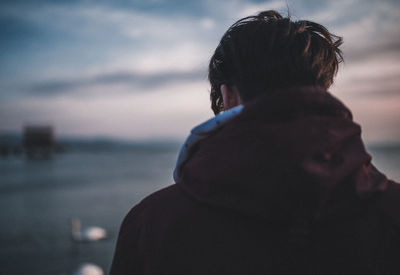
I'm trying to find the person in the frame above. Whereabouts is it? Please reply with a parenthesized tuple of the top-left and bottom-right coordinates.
(110, 10, 400, 274)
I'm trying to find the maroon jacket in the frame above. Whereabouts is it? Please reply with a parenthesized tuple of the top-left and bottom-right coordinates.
(110, 87, 400, 275)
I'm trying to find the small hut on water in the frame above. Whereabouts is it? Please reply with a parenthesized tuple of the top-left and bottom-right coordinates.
(24, 125, 55, 159)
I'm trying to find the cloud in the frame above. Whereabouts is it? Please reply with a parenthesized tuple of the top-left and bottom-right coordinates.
(1, 0, 400, 143)
(237, 0, 287, 17)
(28, 68, 207, 95)
(0, 1, 218, 94)
(302, 0, 400, 63)
(0, 81, 213, 140)
(0, 2, 218, 41)
(332, 50, 400, 98)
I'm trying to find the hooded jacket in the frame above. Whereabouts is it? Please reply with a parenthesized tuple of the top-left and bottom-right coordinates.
(110, 87, 400, 275)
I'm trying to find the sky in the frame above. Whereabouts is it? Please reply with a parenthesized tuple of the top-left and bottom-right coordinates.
(0, 0, 399, 144)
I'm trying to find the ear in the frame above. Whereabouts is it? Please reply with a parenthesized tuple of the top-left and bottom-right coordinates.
(220, 84, 242, 111)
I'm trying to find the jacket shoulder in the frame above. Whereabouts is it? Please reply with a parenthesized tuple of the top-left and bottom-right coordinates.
(118, 184, 199, 239)
(110, 184, 194, 274)
(130, 184, 196, 219)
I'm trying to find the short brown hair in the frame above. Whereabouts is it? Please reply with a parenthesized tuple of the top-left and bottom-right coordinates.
(208, 10, 343, 114)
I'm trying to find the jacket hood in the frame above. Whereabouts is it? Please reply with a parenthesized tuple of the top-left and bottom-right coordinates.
(176, 86, 389, 223)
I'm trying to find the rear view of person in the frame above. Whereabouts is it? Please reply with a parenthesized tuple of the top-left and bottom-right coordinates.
(111, 10, 400, 275)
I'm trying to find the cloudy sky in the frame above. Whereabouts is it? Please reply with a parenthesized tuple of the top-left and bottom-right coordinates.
(0, 0, 399, 144)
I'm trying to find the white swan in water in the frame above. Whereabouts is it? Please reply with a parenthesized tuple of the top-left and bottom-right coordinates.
(73, 263, 103, 275)
(71, 218, 107, 242)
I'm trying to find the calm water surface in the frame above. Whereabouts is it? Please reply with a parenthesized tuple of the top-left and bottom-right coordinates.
(0, 144, 399, 274)
(0, 146, 179, 275)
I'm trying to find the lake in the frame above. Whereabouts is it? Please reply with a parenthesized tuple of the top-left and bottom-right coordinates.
(0, 143, 399, 274)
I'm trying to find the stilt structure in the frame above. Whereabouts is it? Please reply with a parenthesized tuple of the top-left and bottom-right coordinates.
(23, 125, 54, 159)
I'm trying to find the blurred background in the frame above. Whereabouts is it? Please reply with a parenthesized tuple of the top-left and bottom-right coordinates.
(0, 0, 399, 274)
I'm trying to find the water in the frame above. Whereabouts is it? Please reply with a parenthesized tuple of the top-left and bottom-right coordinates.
(0, 145, 179, 275)
(368, 145, 400, 182)
(0, 144, 399, 275)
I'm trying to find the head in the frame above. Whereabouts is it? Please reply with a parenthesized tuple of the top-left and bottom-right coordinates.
(208, 10, 343, 114)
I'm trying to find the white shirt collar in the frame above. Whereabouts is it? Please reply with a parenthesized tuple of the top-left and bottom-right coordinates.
(173, 105, 244, 182)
